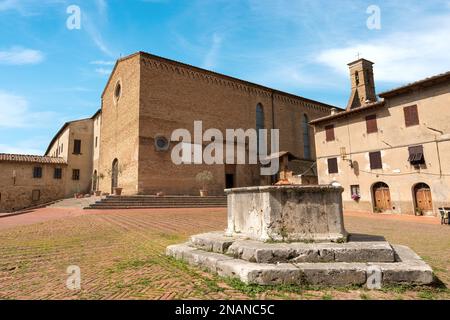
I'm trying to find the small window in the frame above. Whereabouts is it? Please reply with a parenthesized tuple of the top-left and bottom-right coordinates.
(408, 145, 425, 165)
(32, 190, 40, 202)
(54, 168, 62, 179)
(72, 169, 80, 181)
(369, 151, 383, 170)
(355, 71, 360, 86)
(73, 139, 81, 154)
(114, 81, 122, 102)
(327, 158, 338, 174)
(351, 185, 361, 197)
(61, 144, 63, 153)
(325, 125, 335, 142)
(404, 105, 419, 127)
(33, 167, 42, 179)
(95, 137, 98, 148)
(365, 114, 378, 134)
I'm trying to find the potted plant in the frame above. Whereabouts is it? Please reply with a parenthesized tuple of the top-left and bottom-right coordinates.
(74, 183, 82, 199)
(351, 193, 361, 202)
(195, 171, 214, 197)
(114, 187, 123, 196)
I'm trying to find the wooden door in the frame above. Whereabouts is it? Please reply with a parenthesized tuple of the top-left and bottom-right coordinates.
(416, 188, 432, 211)
(375, 187, 391, 211)
(111, 160, 118, 193)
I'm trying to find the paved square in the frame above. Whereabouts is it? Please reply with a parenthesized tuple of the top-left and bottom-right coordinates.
(0, 208, 449, 300)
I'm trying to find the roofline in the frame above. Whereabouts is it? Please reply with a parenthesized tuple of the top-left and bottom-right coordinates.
(0, 153, 67, 165)
(310, 100, 385, 125)
(347, 58, 375, 66)
(91, 108, 101, 119)
(44, 116, 93, 156)
(100, 51, 338, 110)
(379, 71, 450, 98)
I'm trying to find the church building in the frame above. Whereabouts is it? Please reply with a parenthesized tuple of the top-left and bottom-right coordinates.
(44, 51, 334, 199)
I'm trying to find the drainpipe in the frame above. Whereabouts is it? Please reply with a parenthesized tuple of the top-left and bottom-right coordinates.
(435, 137, 443, 178)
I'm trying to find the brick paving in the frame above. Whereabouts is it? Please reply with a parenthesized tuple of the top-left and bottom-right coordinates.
(0, 207, 449, 300)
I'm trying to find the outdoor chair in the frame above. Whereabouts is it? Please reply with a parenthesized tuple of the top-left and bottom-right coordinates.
(439, 208, 449, 225)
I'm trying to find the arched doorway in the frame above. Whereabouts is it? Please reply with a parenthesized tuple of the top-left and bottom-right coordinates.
(372, 182, 391, 212)
(111, 159, 118, 193)
(413, 183, 433, 214)
(92, 170, 98, 192)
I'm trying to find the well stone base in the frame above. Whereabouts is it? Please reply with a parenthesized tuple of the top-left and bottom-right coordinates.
(167, 232, 434, 287)
(225, 186, 347, 242)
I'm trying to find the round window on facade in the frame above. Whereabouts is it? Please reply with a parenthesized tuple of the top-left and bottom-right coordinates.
(155, 136, 170, 151)
(114, 81, 122, 103)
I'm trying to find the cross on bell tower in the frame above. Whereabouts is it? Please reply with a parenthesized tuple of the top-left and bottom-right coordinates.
(346, 57, 377, 111)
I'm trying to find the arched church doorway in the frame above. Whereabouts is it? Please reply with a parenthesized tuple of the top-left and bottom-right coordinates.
(111, 159, 118, 193)
(413, 183, 433, 214)
(372, 182, 391, 212)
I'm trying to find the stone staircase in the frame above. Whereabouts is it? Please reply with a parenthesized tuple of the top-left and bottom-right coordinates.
(85, 195, 227, 210)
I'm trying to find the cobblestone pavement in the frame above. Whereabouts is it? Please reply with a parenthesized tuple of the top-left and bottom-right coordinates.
(0, 208, 449, 300)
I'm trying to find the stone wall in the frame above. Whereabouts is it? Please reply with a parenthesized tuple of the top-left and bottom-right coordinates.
(0, 162, 66, 212)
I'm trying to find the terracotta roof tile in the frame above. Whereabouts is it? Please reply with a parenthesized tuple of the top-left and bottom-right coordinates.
(0, 153, 67, 165)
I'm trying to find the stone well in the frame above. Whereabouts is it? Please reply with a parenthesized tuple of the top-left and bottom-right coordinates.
(166, 185, 434, 287)
(225, 185, 347, 243)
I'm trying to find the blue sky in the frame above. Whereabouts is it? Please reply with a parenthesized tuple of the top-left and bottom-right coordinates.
(1, 0, 450, 155)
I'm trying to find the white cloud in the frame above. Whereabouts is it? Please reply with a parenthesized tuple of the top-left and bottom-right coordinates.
(91, 60, 115, 66)
(202, 33, 222, 70)
(95, 68, 112, 76)
(0, 91, 55, 128)
(316, 14, 450, 84)
(0, 47, 44, 65)
(0, 0, 18, 11)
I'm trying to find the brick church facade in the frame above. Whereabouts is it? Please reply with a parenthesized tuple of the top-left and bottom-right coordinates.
(94, 52, 334, 196)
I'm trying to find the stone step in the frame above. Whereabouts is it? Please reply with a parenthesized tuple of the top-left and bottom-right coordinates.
(166, 243, 434, 287)
(97, 200, 227, 204)
(85, 195, 227, 209)
(190, 232, 396, 263)
(85, 204, 226, 210)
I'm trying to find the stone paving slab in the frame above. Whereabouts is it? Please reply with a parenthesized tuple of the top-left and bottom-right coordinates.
(166, 242, 434, 287)
(189, 232, 395, 263)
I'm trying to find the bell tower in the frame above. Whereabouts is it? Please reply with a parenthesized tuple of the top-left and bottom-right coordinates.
(346, 58, 377, 110)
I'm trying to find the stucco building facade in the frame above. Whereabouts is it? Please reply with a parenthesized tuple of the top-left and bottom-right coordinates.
(312, 59, 450, 216)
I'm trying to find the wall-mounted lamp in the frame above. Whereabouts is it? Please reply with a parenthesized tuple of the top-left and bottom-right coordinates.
(340, 147, 354, 168)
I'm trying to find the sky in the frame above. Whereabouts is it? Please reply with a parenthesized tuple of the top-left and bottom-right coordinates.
(1, 0, 450, 155)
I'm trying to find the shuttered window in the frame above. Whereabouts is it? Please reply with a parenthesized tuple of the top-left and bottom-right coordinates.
(325, 125, 335, 142)
(408, 145, 425, 165)
(33, 167, 42, 179)
(327, 158, 338, 174)
(404, 105, 419, 127)
(73, 139, 81, 154)
(54, 168, 62, 179)
(369, 151, 382, 170)
(72, 169, 80, 181)
(365, 114, 378, 134)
